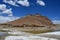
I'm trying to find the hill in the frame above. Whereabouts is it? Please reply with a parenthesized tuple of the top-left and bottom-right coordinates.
(7, 14, 55, 28)
(0, 14, 56, 34)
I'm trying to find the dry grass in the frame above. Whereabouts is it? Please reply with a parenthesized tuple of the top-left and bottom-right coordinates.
(23, 29, 54, 34)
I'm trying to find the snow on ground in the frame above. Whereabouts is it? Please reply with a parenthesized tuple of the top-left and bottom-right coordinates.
(5, 36, 58, 40)
(1, 31, 60, 40)
(37, 31, 60, 35)
(8, 31, 32, 36)
(9, 31, 60, 36)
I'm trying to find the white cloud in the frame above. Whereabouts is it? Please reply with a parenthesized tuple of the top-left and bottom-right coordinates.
(52, 20, 60, 24)
(3, 0, 46, 7)
(37, 0, 45, 6)
(17, 0, 29, 7)
(3, 0, 18, 6)
(8, 13, 13, 16)
(0, 4, 13, 16)
(2, 8, 12, 14)
(3, 0, 29, 7)
(0, 4, 6, 10)
(0, 16, 19, 23)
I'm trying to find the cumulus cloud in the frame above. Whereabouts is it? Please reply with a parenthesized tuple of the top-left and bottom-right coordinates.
(3, 0, 29, 7)
(0, 4, 6, 10)
(0, 4, 19, 23)
(3, 0, 46, 7)
(3, 0, 18, 6)
(0, 16, 19, 23)
(37, 0, 45, 6)
(8, 13, 13, 16)
(0, 4, 13, 16)
(2, 8, 12, 14)
(17, 0, 29, 7)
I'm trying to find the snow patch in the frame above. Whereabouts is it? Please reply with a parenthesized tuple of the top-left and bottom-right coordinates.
(5, 36, 58, 40)
(41, 31, 60, 35)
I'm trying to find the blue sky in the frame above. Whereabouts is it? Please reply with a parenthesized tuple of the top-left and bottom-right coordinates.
(0, 0, 60, 24)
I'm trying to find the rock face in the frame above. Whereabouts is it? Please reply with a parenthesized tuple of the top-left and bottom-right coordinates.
(7, 14, 55, 28)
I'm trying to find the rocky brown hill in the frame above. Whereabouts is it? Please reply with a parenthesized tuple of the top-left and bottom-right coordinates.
(7, 14, 55, 28)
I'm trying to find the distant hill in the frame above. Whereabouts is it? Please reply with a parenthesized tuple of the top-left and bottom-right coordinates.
(0, 14, 56, 34)
(7, 14, 55, 28)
